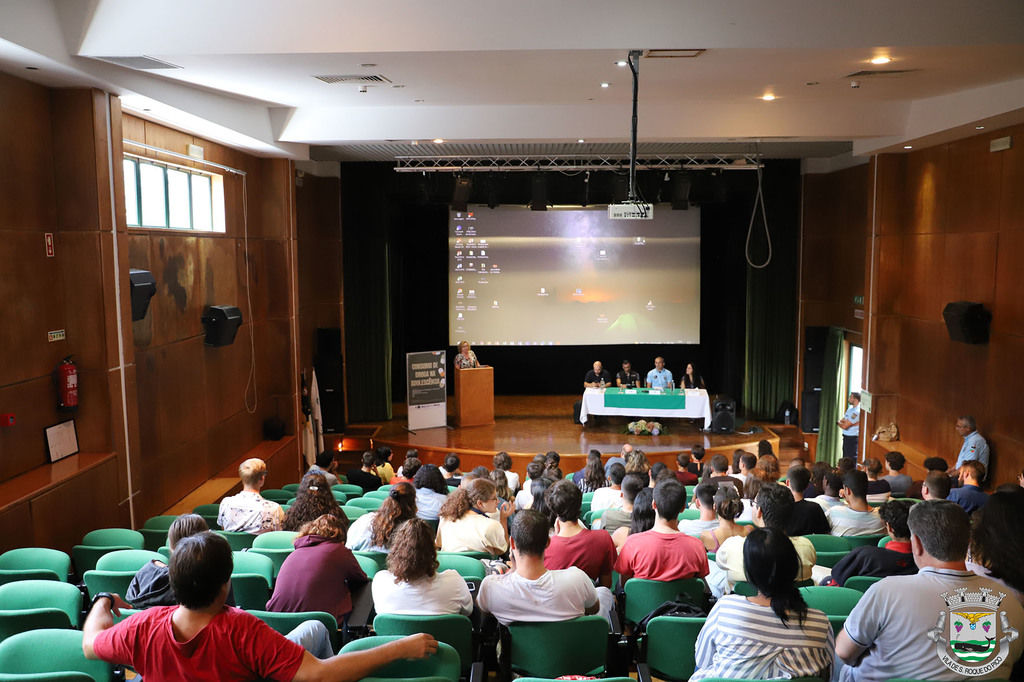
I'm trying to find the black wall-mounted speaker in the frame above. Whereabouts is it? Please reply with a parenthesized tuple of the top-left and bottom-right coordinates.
(128, 268, 156, 321)
(801, 389, 821, 433)
(711, 396, 736, 434)
(803, 326, 828, 391)
(201, 305, 242, 347)
(942, 301, 991, 344)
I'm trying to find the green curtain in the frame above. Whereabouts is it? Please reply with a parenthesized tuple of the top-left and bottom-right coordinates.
(817, 326, 845, 465)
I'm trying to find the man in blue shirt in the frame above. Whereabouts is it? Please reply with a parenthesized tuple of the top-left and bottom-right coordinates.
(838, 392, 860, 460)
(948, 460, 988, 514)
(645, 356, 673, 389)
(953, 415, 989, 478)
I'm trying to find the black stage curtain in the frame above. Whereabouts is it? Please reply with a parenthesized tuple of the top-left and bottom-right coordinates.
(339, 162, 801, 419)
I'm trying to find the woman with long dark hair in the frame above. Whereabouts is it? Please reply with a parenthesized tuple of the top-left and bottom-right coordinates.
(436, 478, 511, 555)
(345, 482, 417, 552)
(691, 527, 833, 681)
(969, 487, 1024, 601)
(371, 518, 473, 616)
(681, 362, 706, 389)
(282, 473, 348, 532)
(612, 486, 655, 550)
(577, 450, 606, 494)
(412, 463, 448, 521)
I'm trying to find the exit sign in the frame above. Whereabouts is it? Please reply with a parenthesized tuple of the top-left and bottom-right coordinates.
(853, 295, 864, 305)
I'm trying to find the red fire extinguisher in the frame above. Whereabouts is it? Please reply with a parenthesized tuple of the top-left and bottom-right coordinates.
(55, 356, 78, 412)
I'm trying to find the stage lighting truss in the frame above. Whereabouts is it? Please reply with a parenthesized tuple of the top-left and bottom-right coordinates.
(394, 153, 762, 173)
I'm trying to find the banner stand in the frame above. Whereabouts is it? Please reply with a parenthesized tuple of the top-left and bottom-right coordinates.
(406, 350, 448, 431)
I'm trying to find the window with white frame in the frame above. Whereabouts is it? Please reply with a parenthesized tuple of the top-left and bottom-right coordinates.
(123, 156, 226, 232)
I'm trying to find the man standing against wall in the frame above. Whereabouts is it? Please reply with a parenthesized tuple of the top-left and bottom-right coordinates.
(838, 392, 861, 461)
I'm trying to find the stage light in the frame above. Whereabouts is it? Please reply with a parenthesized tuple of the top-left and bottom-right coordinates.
(904, 145, 913, 149)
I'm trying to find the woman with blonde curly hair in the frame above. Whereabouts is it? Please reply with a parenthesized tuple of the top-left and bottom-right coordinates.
(283, 473, 348, 532)
(267, 514, 368, 621)
(436, 478, 512, 555)
(372, 518, 473, 616)
(346, 482, 418, 552)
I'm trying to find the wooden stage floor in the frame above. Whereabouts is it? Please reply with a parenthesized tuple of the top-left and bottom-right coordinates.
(364, 395, 787, 471)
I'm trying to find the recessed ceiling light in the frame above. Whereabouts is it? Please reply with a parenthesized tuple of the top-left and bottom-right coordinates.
(600, 82, 610, 88)
(761, 93, 776, 101)
(413, 99, 424, 103)
(903, 145, 913, 149)
(410, 140, 419, 146)
(870, 56, 892, 65)
(433, 138, 445, 144)
(975, 125, 985, 130)
(360, 63, 377, 67)
(577, 139, 585, 144)
(615, 60, 627, 67)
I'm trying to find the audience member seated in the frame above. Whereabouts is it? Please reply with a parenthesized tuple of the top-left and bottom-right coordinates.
(736, 452, 758, 489)
(700, 485, 750, 553)
(126, 513, 210, 608)
(346, 482, 418, 552)
(704, 453, 745, 491)
(862, 457, 892, 504)
(390, 455, 419, 484)
(572, 450, 606, 493)
(493, 451, 520, 492)
(785, 467, 830, 536)
(881, 451, 911, 495)
(717, 483, 817, 587)
(948, 460, 989, 514)
(412, 464, 449, 521)
(305, 450, 339, 487)
(490, 469, 513, 507)
(527, 476, 557, 524)
(967, 488, 1024, 603)
(649, 461, 675, 487)
(441, 453, 462, 486)
(689, 444, 706, 475)
(268, 514, 369, 623)
(675, 451, 699, 485)
(921, 469, 952, 500)
(612, 487, 655, 551)
(753, 454, 781, 484)
(83, 531, 436, 677)
(691, 527, 834, 682)
(905, 456, 950, 499)
(513, 460, 543, 511)
(436, 478, 511, 555)
(836, 457, 857, 477)
(478, 510, 611, 626)
(679, 481, 721, 536)
(283, 473, 348, 532)
(346, 451, 383, 495)
(806, 461, 829, 499)
(595, 472, 645, 535)
(836, 501, 1024, 682)
(372, 518, 473, 616)
(827, 471, 886, 537)
(811, 472, 845, 512)
(825, 499, 917, 587)
(624, 450, 651, 480)
(543, 480, 617, 587)
(758, 440, 774, 456)
(590, 462, 626, 512)
(614, 479, 710, 582)
(218, 458, 284, 534)
(374, 446, 396, 484)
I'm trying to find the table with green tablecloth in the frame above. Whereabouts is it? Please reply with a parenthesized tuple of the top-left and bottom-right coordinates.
(579, 387, 712, 429)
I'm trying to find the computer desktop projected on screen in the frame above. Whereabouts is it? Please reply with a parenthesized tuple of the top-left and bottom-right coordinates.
(449, 206, 700, 346)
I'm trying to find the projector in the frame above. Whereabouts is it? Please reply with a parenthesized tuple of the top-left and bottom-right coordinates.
(607, 202, 654, 220)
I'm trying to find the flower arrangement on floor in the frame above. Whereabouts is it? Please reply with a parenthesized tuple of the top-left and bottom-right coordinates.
(625, 420, 666, 436)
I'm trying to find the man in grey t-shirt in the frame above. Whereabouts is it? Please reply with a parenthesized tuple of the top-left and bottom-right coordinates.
(837, 501, 1024, 682)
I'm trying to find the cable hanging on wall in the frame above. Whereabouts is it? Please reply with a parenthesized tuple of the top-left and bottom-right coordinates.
(745, 146, 772, 269)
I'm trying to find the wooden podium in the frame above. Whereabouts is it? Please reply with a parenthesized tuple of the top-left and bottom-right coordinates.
(454, 366, 494, 427)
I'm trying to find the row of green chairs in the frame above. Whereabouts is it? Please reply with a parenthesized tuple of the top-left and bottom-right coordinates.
(0, 581, 82, 645)
(0, 548, 70, 586)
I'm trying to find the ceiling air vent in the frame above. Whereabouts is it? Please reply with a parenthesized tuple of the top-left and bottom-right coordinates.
(94, 56, 182, 70)
(844, 69, 919, 78)
(313, 74, 392, 84)
(643, 49, 705, 58)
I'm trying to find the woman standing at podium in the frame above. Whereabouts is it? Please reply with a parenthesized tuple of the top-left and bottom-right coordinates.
(454, 340, 479, 369)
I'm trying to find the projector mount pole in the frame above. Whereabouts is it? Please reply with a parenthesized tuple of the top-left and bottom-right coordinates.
(627, 49, 642, 203)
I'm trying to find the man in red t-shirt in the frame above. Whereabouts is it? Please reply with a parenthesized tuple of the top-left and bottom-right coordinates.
(614, 478, 709, 582)
(543, 479, 617, 587)
(83, 531, 435, 682)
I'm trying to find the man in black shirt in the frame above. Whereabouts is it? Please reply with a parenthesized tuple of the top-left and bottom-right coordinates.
(583, 361, 612, 388)
(615, 359, 641, 389)
(784, 466, 830, 535)
(826, 499, 917, 586)
(346, 450, 383, 495)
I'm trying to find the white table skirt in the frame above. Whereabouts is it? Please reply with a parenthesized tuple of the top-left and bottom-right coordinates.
(579, 387, 713, 429)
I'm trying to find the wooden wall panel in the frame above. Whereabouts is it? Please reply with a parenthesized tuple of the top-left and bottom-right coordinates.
(946, 133, 1003, 234)
(998, 124, 1024, 232)
(896, 234, 944, 320)
(939, 231, 998, 307)
(147, 234, 202, 346)
(50, 89, 101, 232)
(993, 230, 1024, 336)
(0, 72, 55, 231)
(0, 503, 33, 555)
(30, 457, 123, 553)
(876, 154, 906, 235)
(904, 145, 948, 234)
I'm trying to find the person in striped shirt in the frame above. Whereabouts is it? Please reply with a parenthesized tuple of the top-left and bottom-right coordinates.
(691, 527, 834, 682)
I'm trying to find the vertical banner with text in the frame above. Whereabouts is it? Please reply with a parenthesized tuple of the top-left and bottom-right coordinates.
(406, 350, 447, 430)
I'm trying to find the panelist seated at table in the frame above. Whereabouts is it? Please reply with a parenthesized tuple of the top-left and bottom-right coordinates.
(454, 340, 480, 369)
(584, 361, 613, 388)
(616, 359, 641, 389)
(645, 356, 674, 389)
(680, 363, 706, 390)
